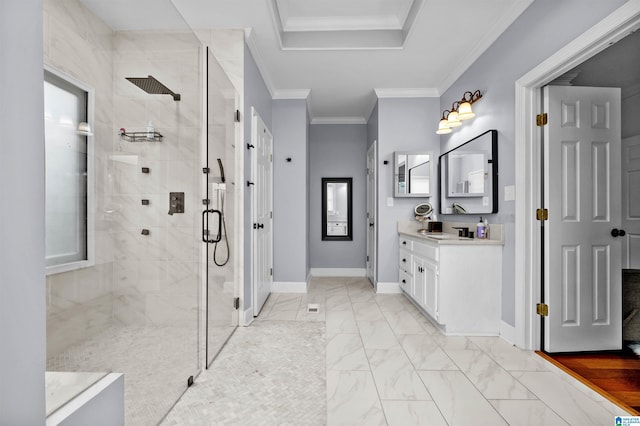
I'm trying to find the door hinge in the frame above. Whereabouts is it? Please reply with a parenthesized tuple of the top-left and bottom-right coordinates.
(270, 154, 273, 162)
(270, 268, 273, 276)
(366, 255, 369, 262)
(202, 167, 210, 174)
(536, 208, 548, 221)
(234, 297, 240, 310)
(536, 113, 548, 126)
(536, 303, 549, 317)
(270, 211, 273, 219)
(235, 109, 240, 123)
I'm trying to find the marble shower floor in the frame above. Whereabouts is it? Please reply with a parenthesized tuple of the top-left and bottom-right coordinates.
(163, 276, 634, 425)
(47, 325, 198, 426)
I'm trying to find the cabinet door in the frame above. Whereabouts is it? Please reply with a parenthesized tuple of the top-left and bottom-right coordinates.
(412, 258, 426, 307)
(422, 260, 438, 320)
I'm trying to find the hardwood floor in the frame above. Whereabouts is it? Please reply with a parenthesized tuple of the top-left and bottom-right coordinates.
(539, 348, 640, 415)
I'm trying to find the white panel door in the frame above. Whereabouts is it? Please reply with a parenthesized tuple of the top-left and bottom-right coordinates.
(252, 108, 273, 316)
(544, 85, 622, 352)
(366, 142, 377, 285)
(622, 135, 640, 269)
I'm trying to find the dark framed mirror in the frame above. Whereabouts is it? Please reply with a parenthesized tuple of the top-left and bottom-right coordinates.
(439, 129, 498, 214)
(322, 177, 352, 241)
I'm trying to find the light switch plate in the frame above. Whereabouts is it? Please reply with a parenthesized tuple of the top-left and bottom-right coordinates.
(387, 197, 394, 207)
(504, 185, 515, 201)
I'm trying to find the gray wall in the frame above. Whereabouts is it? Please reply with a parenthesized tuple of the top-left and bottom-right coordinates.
(243, 44, 272, 311)
(272, 99, 309, 282)
(309, 124, 367, 268)
(375, 98, 441, 283)
(439, 0, 627, 326)
(0, 0, 46, 424)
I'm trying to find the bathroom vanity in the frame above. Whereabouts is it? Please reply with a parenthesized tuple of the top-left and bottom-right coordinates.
(398, 221, 503, 335)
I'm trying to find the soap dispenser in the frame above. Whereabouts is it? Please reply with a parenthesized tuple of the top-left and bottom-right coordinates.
(477, 216, 486, 239)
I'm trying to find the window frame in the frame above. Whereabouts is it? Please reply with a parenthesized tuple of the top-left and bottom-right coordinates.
(44, 65, 95, 275)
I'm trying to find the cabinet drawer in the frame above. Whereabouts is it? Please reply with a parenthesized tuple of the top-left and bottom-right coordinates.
(413, 241, 438, 262)
(399, 269, 412, 293)
(399, 249, 412, 273)
(399, 237, 413, 251)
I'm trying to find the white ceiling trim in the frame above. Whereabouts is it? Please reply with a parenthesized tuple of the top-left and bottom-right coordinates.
(269, 0, 424, 50)
(374, 88, 439, 98)
(310, 117, 368, 125)
(272, 89, 310, 99)
(244, 29, 276, 98)
(436, 0, 534, 94)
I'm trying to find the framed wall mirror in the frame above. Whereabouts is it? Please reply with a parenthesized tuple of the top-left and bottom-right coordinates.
(439, 129, 498, 214)
(394, 151, 432, 197)
(322, 177, 352, 241)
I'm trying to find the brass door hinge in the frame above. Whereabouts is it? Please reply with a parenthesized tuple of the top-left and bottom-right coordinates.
(536, 113, 548, 126)
(536, 208, 548, 221)
(536, 303, 549, 317)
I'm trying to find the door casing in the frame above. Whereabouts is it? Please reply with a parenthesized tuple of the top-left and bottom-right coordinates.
(514, 2, 640, 350)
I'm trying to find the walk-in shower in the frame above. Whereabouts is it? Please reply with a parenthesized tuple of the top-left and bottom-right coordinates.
(43, 0, 239, 424)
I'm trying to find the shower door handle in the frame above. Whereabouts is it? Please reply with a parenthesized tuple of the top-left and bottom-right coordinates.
(202, 209, 222, 243)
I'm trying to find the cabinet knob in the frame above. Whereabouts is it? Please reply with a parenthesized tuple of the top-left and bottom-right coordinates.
(402, 241, 407, 245)
(402, 279, 406, 283)
(402, 258, 406, 263)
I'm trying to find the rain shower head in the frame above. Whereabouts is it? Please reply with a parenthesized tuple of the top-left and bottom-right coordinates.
(125, 75, 180, 101)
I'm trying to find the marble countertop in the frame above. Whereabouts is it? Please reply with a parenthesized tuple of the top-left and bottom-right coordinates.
(398, 220, 504, 245)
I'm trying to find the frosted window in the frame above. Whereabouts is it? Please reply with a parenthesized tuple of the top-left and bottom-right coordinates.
(44, 70, 88, 268)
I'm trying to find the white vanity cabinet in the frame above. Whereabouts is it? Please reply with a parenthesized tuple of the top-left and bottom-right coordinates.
(398, 234, 502, 335)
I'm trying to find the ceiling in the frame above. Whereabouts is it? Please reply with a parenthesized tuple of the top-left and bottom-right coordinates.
(80, 0, 534, 123)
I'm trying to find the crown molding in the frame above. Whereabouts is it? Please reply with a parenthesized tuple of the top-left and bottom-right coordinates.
(310, 116, 367, 125)
(244, 28, 276, 98)
(374, 88, 439, 98)
(272, 89, 311, 99)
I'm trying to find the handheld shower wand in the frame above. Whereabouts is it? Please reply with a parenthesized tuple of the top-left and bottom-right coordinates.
(217, 158, 226, 183)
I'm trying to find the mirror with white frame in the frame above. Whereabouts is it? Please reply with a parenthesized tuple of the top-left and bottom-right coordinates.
(439, 129, 498, 214)
(394, 151, 432, 197)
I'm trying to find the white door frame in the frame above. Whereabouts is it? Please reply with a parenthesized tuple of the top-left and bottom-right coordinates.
(366, 141, 378, 287)
(514, 1, 640, 350)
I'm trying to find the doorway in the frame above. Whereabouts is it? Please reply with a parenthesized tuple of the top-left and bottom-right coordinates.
(366, 141, 377, 287)
(514, 1, 640, 351)
(514, 1, 640, 414)
(251, 108, 274, 316)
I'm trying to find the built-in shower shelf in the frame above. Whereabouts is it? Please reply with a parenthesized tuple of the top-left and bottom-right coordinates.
(121, 131, 163, 142)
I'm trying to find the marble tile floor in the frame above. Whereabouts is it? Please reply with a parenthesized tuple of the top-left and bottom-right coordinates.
(163, 276, 634, 425)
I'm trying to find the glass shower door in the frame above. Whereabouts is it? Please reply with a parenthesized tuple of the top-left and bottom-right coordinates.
(204, 47, 239, 367)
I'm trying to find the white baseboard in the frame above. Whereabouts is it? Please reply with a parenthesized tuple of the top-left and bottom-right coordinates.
(242, 306, 254, 326)
(376, 282, 402, 294)
(310, 268, 366, 277)
(500, 321, 516, 345)
(272, 281, 308, 293)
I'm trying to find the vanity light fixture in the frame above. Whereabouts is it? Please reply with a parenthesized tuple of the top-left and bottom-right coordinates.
(436, 111, 453, 135)
(435, 90, 482, 134)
